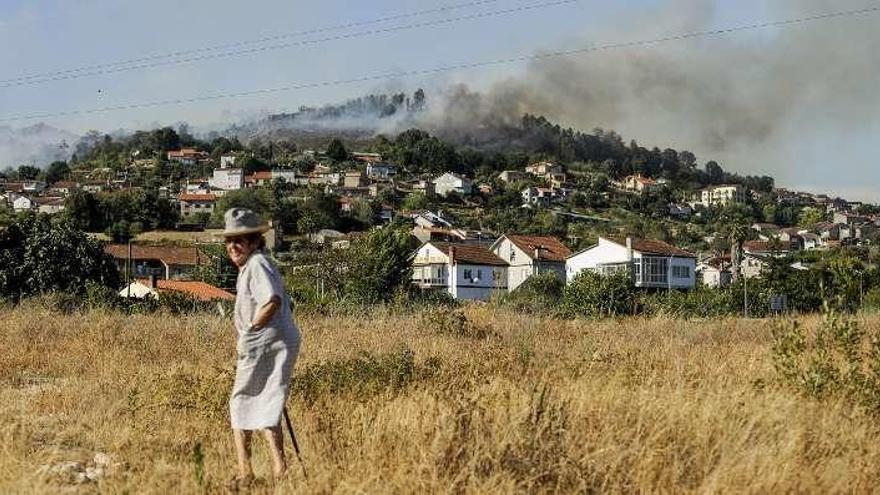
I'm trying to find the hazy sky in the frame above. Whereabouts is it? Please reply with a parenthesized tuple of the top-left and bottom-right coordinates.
(0, 0, 878, 201)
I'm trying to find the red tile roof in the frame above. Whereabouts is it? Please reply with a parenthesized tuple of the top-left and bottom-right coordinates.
(607, 237, 695, 258)
(137, 279, 233, 301)
(430, 242, 507, 266)
(504, 234, 571, 262)
(253, 171, 273, 180)
(105, 245, 202, 266)
(178, 193, 216, 202)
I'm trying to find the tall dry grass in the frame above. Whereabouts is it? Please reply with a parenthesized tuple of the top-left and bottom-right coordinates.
(1, 303, 879, 493)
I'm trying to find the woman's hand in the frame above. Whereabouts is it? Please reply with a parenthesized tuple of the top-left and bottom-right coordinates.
(249, 295, 281, 331)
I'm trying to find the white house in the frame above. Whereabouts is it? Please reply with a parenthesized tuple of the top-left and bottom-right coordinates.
(12, 195, 34, 212)
(521, 187, 556, 207)
(366, 163, 397, 179)
(700, 185, 746, 207)
(621, 175, 659, 194)
(433, 173, 472, 197)
(566, 237, 697, 289)
(209, 168, 244, 191)
(489, 234, 571, 291)
(697, 257, 732, 288)
(178, 193, 216, 218)
(220, 155, 237, 168)
(412, 211, 454, 230)
(411, 241, 508, 301)
(525, 161, 563, 176)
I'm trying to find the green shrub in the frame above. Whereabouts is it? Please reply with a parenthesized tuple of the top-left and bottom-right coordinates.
(772, 313, 880, 413)
(562, 271, 636, 318)
(498, 272, 564, 314)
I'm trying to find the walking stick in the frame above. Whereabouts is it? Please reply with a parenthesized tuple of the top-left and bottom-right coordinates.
(283, 407, 307, 478)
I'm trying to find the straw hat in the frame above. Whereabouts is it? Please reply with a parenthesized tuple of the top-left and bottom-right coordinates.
(220, 208, 269, 238)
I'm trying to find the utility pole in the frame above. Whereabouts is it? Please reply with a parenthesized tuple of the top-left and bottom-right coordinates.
(743, 273, 749, 318)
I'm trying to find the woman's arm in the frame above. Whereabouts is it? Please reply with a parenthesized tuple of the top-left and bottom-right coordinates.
(249, 295, 281, 331)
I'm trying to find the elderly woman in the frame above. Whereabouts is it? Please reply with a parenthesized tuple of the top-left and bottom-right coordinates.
(222, 208, 301, 484)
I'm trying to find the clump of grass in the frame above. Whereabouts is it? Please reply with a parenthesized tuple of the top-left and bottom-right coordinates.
(421, 307, 493, 339)
(291, 348, 441, 404)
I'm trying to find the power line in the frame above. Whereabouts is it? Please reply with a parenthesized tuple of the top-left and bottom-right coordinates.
(2, 4, 878, 123)
(0, 0, 571, 88)
(0, 0, 502, 83)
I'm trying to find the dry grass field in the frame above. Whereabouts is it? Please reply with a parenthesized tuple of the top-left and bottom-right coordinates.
(2, 304, 879, 493)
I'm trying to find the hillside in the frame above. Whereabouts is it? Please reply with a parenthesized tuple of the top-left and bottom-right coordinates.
(3, 305, 880, 493)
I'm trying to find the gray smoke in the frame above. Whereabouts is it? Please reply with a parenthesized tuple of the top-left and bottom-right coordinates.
(0, 123, 76, 169)
(421, 0, 880, 180)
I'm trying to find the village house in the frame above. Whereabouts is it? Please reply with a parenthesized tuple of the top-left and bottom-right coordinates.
(119, 276, 234, 302)
(433, 173, 473, 197)
(621, 175, 660, 194)
(178, 193, 216, 219)
(525, 161, 563, 176)
(271, 169, 308, 185)
(22, 181, 46, 194)
(833, 211, 868, 225)
(209, 167, 244, 191)
(343, 170, 369, 188)
(351, 152, 383, 164)
(521, 187, 556, 207)
(48, 181, 78, 196)
(366, 162, 397, 179)
(699, 184, 747, 207)
(566, 237, 697, 290)
(220, 155, 237, 168)
(167, 148, 209, 165)
(697, 257, 733, 289)
(105, 244, 203, 280)
(251, 171, 274, 187)
(81, 181, 108, 194)
(668, 203, 693, 219)
(412, 211, 454, 230)
(490, 234, 571, 290)
(411, 241, 508, 301)
(35, 197, 66, 214)
(12, 195, 35, 212)
(412, 180, 436, 197)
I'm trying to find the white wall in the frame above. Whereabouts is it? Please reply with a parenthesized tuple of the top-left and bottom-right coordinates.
(566, 238, 631, 282)
(450, 263, 506, 301)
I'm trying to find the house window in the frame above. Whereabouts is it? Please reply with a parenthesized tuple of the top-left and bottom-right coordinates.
(672, 265, 691, 279)
(509, 248, 516, 262)
(643, 257, 669, 285)
(476, 269, 483, 282)
(492, 270, 501, 282)
(463, 269, 473, 280)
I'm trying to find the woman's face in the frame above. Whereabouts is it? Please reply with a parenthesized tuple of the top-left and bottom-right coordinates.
(225, 235, 259, 268)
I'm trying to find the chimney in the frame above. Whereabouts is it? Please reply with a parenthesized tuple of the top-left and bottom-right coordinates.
(150, 273, 158, 289)
(534, 246, 541, 259)
(626, 237, 634, 261)
(448, 246, 456, 263)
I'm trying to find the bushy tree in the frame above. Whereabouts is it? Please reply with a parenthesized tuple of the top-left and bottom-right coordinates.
(0, 215, 120, 301)
(343, 228, 414, 304)
(326, 138, 349, 162)
(562, 271, 635, 318)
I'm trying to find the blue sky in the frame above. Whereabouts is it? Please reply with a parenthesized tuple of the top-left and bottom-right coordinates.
(1, 0, 878, 201)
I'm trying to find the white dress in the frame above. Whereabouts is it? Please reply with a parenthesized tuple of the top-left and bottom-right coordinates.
(229, 251, 301, 430)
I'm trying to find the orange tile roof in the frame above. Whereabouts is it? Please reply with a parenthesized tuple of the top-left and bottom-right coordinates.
(430, 242, 507, 266)
(137, 279, 234, 301)
(178, 193, 216, 202)
(505, 234, 571, 262)
(253, 171, 273, 180)
(105, 245, 201, 266)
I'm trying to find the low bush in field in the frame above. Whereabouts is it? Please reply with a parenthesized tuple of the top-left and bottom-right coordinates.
(497, 272, 565, 314)
(772, 313, 880, 413)
(291, 349, 442, 404)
